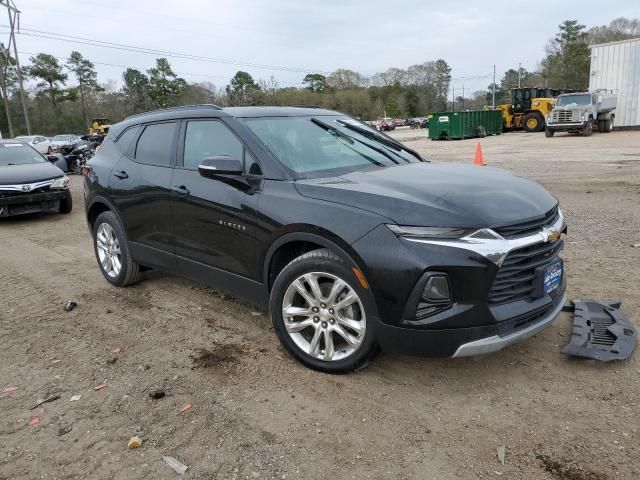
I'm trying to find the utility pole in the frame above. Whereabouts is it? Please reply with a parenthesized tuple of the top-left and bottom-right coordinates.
(1, 0, 30, 135)
(462, 83, 465, 110)
(518, 62, 522, 88)
(492, 64, 496, 108)
(452, 86, 455, 112)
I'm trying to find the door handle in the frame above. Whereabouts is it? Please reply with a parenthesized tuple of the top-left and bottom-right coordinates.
(171, 185, 190, 195)
(112, 170, 128, 179)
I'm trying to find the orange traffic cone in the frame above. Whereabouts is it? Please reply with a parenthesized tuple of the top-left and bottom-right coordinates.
(474, 142, 486, 166)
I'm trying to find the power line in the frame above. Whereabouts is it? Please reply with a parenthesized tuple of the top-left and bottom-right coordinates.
(16, 50, 304, 87)
(1, 26, 328, 75)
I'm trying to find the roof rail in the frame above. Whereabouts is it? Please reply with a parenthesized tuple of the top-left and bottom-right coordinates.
(290, 104, 324, 109)
(125, 104, 223, 120)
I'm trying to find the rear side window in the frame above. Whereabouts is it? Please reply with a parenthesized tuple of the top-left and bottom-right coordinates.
(135, 122, 176, 166)
(115, 126, 140, 154)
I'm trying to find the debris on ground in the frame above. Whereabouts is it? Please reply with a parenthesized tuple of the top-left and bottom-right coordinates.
(179, 403, 192, 413)
(94, 383, 107, 391)
(49, 359, 63, 366)
(57, 425, 72, 436)
(63, 301, 77, 312)
(70, 394, 81, 402)
(2, 386, 18, 393)
(251, 311, 263, 317)
(128, 436, 143, 449)
(190, 345, 240, 368)
(29, 417, 40, 426)
(163, 455, 189, 475)
(149, 387, 166, 400)
(112, 347, 122, 353)
(497, 445, 506, 465)
(30, 394, 61, 410)
(562, 299, 637, 361)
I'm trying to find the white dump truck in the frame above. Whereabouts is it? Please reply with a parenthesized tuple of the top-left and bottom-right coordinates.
(545, 90, 616, 137)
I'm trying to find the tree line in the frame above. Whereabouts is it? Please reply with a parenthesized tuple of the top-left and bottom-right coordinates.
(0, 16, 637, 137)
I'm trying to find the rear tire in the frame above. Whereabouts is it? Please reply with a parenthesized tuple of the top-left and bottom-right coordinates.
(92, 211, 143, 287)
(604, 118, 613, 132)
(597, 120, 605, 133)
(269, 248, 378, 373)
(523, 112, 544, 132)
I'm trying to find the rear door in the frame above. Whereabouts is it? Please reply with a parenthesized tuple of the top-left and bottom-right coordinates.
(108, 122, 178, 268)
(170, 118, 262, 280)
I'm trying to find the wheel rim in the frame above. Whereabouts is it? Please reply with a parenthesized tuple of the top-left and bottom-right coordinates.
(96, 223, 122, 278)
(281, 272, 366, 362)
(527, 118, 537, 129)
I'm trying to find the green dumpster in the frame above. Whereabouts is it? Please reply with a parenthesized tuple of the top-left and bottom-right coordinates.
(428, 110, 503, 140)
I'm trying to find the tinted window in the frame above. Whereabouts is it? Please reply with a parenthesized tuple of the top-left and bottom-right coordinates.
(135, 122, 176, 166)
(183, 120, 243, 170)
(116, 126, 140, 154)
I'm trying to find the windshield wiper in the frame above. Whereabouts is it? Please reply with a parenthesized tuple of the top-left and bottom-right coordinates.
(311, 118, 399, 165)
(335, 119, 426, 162)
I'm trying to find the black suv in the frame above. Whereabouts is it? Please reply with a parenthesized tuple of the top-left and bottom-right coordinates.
(84, 105, 566, 372)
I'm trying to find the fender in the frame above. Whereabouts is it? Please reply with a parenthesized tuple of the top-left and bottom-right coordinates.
(85, 194, 124, 230)
(262, 228, 369, 291)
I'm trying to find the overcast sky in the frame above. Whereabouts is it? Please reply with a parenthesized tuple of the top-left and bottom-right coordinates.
(4, 0, 638, 94)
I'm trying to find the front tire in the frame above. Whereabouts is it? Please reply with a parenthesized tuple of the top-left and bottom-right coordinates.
(92, 211, 143, 287)
(545, 128, 555, 137)
(59, 191, 73, 213)
(269, 249, 378, 373)
(582, 119, 593, 137)
(523, 112, 544, 132)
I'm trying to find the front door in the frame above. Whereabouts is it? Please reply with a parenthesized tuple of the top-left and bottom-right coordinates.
(170, 119, 263, 282)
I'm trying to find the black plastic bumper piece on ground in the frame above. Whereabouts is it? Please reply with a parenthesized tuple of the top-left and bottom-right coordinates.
(562, 299, 636, 361)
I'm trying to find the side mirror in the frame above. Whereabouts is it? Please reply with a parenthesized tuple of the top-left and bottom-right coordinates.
(47, 154, 59, 162)
(198, 156, 243, 178)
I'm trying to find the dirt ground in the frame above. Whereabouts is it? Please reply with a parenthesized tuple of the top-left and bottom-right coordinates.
(1, 129, 639, 480)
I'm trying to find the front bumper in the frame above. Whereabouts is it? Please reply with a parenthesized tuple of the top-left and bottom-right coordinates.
(352, 215, 567, 357)
(546, 122, 586, 131)
(452, 293, 566, 356)
(0, 189, 69, 217)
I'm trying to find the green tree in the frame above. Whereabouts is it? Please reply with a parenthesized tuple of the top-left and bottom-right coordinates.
(146, 58, 187, 108)
(433, 59, 451, 110)
(28, 53, 68, 108)
(67, 51, 100, 123)
(302, 73, 327, 93)
(541, 20, 590, 89)
(226, 71, 262, 105)
(122, 68, 150, 112)
(588, 17, 640, 44)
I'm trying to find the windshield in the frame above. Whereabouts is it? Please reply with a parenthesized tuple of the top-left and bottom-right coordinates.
(243, 116, 421, 178)
(53, 135, 70, 142)
(15, 136, 34, 141)
(0, 143, 46, 166)
(557, 94, 591, 107)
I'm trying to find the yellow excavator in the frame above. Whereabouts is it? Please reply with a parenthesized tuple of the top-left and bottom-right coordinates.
(496, 88, 563, 132)
(88, 117, 112, 137)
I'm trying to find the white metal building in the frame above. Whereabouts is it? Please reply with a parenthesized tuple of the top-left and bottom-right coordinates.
(590, 37, 640, 128)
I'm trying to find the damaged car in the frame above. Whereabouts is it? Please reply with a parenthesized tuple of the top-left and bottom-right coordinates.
(84, 105, 566, 372)
(0, 140, 72, 217)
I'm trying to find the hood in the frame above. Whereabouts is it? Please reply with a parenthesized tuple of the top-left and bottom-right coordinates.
(294, 163, 557, 228)
(0, 161, 64, 185)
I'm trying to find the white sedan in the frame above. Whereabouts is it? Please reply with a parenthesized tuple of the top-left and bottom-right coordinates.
(15, 135, 54, 155)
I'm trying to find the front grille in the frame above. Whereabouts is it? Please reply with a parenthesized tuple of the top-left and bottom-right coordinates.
(489, 239, 564, 305)
(552, 109, 577, 123)
(496, 304, 553, 336)
(494, 206, 559, 238)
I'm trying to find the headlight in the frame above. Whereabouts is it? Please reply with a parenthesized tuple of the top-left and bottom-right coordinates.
(387, 225, 474, 239)
(51, 176, 70, 189)
(546, 115, 552, 122)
